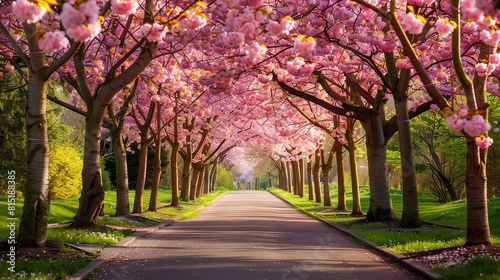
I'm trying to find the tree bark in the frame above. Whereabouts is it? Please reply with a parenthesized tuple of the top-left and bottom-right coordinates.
(307, 156, 314, 201)
(346, 122, 363, 215)
(364, 113, 395, 221)
(465, 139, 491, 245)
(313, 149, 322, 203)
(395, 101, 421, 227)
(132, 135, 149, 214)
(111, 129, 130, 216)
(204, 164, 211, 194)
(147, 106, 162, 212)
(335, 141, 346, 211)
(170, 141, 180, 206)
(321, 149, 333, 207)
(292, 160, 302, 197)
(132, 102, 155, 214)
(72, 115, 105, 227)
(190, 163, 201, 201)
(18, 25, 50, 246)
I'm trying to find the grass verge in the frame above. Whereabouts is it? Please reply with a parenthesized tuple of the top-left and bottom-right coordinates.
(0, 187, 228, 279)
(269, 186, 500, 278)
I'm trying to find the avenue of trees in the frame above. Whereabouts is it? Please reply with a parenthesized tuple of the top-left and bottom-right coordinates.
(1, 0, 500, 248)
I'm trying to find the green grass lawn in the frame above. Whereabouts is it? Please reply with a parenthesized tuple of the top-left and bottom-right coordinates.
(269, 186, 500, 278)
(0, 186, 227, 279)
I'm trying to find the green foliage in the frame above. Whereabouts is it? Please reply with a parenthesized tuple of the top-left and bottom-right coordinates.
(100, 157, 113, 191)
(0, 256, 90, 279)
(47, 227, 132, 245)
(49, 145, 83, 200)
(0, 72, 27, 193)
(216, 165, 235, 190)
(435, 256, 500, 280)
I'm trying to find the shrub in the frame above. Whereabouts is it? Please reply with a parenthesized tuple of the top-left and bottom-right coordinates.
(49, 145, 83, 200)
(216, 166, 235, 190)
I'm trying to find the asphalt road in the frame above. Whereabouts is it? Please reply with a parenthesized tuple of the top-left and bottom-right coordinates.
(89, 191, 422, 280)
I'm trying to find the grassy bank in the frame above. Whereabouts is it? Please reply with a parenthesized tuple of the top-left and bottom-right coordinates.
(269, 186, 500, 279)
(0, 186, 227, 279)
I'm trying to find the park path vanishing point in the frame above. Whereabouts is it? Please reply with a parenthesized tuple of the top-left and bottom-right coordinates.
(89, 191, 423, 280)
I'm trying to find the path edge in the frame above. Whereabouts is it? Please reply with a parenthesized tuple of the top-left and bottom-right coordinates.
(268, 190, 442, 280)
(68, 190, 229, 280)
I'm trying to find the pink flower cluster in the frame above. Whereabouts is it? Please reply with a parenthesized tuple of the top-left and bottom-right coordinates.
(286, 57, 314, 76)
(293, 36, 316, 54)
(38, 31, 69, 54)
(223, 32, 245, 48)
(60, 0, 101, 42)
(401, 12, 425, 34)
(476, 136, 494, 149)
(435, 18, 454, 38)
(475, 53, 500, 77)
(226, 8, 266, 42)
(407, 0, 434, 6)
(179, 10, 208, 30)
(446, 110, 492, 145)
(12, 0, 46, 24)
(267, 16, 295, 36)
(111, 0, 138, 15)
(140, 23, 167, 42)
(245, 42, 267, 62)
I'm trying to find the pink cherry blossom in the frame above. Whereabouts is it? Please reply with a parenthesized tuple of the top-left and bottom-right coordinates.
(60, 0, 101, 41)
(480, 30, 500, 46)
(65, 22, 102, 42)
(140, 23, 167, 42)
(447, 114, 466, 132)
(475, 63, 489, 77)
(12, 0, 46, 24)
(458, 108, 469, 117)
(267, 16, 295, 36)
(111, 0, 139, 15)
(38, 31, 69, 54)
(293, 36, 316, 54)
(179, 10, 208, 30)
(223, 32, 245, 48)
(475, 136, 493, 149)
(401, 12, 425, 34)
(463, 115, 491, 137)
(435, 18, 454, 38)
(245, 42, 267, 62)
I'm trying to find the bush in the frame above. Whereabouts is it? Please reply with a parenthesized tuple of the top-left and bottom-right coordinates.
(100, 157, 113, 191)
(49, 145, 83, 200)
(216, 166, 235, 190)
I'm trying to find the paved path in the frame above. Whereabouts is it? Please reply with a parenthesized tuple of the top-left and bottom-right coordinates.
(90, 191, 422, 280)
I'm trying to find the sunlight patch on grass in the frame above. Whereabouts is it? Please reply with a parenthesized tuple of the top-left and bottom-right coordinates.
(47, 227, 132, 246)
(435, 256, 500, 280)
(0, 256, 91, 279)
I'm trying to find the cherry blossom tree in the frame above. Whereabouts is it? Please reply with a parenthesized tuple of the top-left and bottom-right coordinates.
(352, 0, 495, 245)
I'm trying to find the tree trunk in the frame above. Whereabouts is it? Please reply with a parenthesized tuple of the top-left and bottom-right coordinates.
(170, 141, 180, 206)
(292, 160, 302, 197)
(18, 27, 50, 246)
(148, 107, 162, 212)
(313, 149, 322, 203)
(195, 164, 205, 198)
(180, 151, 193, 201)
(395, 100, 421, 228)
(111, 129, 130, 216)
(132, 135, 149, 213)
(307, 156, 314, 201)
(321, 165, 332, 207)
(209, 159, 218, 192)
(364, 113, 395, 222)
(204, 164, 211, 194)
(190, 163, 201, 201)
(346, 123, 362, 215)
(465, 139, 491, 245)
(286, 161, 292, 193)
(72, 115, 105, 227)
(335, 141, 346, 211)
